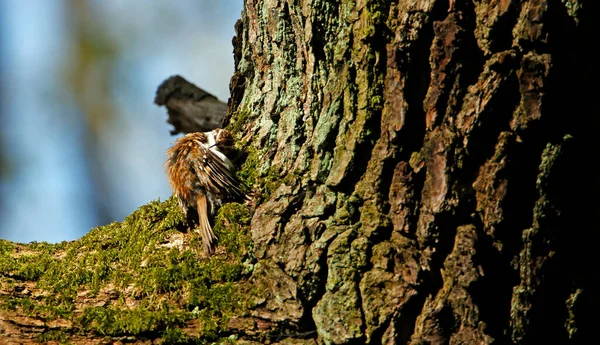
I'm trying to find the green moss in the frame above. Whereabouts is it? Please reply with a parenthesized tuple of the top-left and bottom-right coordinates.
(4, 296, 74, 320)
(213, 203, 252, 258)
(369, 95, 383, 110)
(565, 288, 582, 339)
(409, 151, 424, 171)
(161, 327, 237, 345)
(234, 143, 302, 203)
(236, 146, 260, 190)
(260, 166, 284, 201)
(561, 0, 581, 22)
(0, 196, 255, 342)
(335, 193, 361, 224)
(78, 303, 190, 337)
(0, 239, 14, 254)
(259, 167, 302, 202)
(28, 240, 68, 253)
(37, 329, 70, 343)
(228, 108, 252, 134)
(162, 327, 189, 344)
(0, 242, 17, 275)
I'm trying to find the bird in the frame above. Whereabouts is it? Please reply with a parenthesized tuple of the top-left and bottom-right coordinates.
(155, 75, 228, 135)
(164, 128, 246, 255)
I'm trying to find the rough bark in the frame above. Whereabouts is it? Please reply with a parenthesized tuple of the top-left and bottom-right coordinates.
(1, 0, 598, 344)
(228, 0, 598, 343)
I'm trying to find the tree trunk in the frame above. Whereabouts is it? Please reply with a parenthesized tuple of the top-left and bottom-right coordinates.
(1, 0, 597, 344)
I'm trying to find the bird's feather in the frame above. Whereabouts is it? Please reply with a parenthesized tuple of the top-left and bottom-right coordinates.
(196, 194, 216, 255)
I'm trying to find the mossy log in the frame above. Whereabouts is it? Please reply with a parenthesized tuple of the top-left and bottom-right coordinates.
(2, 0, 599, 344)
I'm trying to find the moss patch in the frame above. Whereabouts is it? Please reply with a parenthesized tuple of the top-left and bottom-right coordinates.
(234, 147, 303, 204)
(228, 108, 252, 134)
(0, 196, 255, 343)
(227, 109, 302, 203)
(235, 146, 261, 191)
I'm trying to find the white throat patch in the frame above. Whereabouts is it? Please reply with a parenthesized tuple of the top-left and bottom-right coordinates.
(206, 130, 235, 171)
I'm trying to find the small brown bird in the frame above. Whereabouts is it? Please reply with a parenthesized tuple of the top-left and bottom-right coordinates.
(165, 128, 245, 254)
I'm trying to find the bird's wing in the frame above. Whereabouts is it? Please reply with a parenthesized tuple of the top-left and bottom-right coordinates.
(194, 144, 246, 200)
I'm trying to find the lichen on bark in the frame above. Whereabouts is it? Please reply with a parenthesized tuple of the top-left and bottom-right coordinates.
(227, 0, 598, 344)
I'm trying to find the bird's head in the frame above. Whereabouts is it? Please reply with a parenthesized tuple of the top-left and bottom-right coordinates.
(213, 129, 234, 154)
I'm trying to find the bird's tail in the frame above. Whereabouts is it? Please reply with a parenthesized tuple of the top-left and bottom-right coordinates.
(196, 194, 217, 255)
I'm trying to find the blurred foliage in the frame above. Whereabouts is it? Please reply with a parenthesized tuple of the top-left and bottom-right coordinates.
(62, 0, 121, 226)
(0, 1, 242, 242)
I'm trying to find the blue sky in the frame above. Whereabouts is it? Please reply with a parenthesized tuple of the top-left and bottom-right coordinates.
(0, 0, 243, 243)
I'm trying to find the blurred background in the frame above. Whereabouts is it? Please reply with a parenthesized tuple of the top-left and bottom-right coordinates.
(0, 0, 243, 243)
